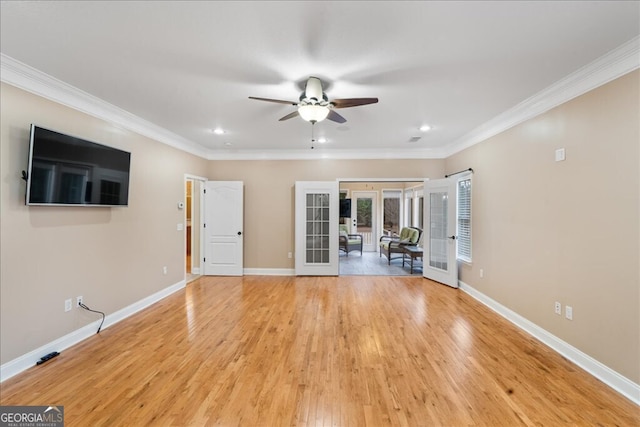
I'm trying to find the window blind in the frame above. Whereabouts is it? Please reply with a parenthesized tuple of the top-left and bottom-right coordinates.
(457, 178, 472, 261)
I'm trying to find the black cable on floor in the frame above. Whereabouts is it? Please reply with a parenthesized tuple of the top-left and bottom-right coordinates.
(79, 302, 106, 333)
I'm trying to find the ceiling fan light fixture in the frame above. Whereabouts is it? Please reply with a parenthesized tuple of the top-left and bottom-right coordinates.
(298, 104, 330, 123)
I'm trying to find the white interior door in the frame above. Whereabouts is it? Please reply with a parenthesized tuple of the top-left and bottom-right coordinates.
(351, 191, 377, 252)
(295, 181, 339, 276)
(423, 178, 458, 288)
(204, 181, 243, 276)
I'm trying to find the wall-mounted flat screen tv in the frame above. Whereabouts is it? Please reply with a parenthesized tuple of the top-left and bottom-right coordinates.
(339, 198, 351, 218)
(26, 124, 131, 206)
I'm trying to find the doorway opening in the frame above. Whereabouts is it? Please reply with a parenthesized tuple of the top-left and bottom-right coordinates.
(338, 179, 424, 276)
(185, 175, 206, 283)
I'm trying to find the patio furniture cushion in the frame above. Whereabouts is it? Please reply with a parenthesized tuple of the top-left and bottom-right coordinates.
(379, 227, 422, 264)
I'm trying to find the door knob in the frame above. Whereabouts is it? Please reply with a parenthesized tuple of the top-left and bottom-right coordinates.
(448, 235, 456, 240)
(237, 231, 242, 236)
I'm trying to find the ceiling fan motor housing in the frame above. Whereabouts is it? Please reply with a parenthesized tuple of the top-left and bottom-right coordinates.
(304, 77, 325, 104)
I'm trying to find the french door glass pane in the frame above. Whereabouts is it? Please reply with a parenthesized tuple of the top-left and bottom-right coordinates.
(356, 197, 374, 247)
(305, 192, 330, 264)
(356, 198, 372, 227)
(429, 192, 448, 270)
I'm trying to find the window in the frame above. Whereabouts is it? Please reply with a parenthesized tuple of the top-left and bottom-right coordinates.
(404, 189, 414, 227)
(457, 177, 472, 262)
(404, 186, 423, 228)
(382, 190, 401, 236)
(417, 194, 424, 230)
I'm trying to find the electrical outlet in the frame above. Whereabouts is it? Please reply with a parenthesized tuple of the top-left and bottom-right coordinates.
(480, 269, 484, 278)
(554, 301, 561, 315)
(565, 305, 573, 320)
(287, 252, 292, 259)
(163, 266, 168, 275)
(64, 299, 72, 312)
(77, 296, 83, 307)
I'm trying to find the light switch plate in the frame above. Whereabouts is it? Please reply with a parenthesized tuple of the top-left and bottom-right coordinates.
(565, 305, 573, 320)
(555, 148, 566, 162)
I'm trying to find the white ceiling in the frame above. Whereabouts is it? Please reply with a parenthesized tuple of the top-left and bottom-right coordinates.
(1, 1, 639, 159)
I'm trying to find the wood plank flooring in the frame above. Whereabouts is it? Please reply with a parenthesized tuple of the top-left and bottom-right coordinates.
(1, 276, 638, 426)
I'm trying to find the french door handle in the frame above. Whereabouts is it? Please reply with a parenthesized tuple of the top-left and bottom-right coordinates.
(448, 235, 457, 240)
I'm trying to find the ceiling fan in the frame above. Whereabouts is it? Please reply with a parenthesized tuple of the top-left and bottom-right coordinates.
(249, 76, 378, 124)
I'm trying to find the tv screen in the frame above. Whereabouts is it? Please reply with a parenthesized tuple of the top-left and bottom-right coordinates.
(26, 125, 131, 206)
(339, 198, 351, 218)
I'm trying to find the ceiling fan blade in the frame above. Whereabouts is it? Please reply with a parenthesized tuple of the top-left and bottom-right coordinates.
(278, 111, 300, 121)
(331, 98, 379, 109)
(249, 96, 298, 106)
(327, 110, 347, 124)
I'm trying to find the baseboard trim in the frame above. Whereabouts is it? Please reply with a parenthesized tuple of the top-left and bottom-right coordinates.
(0, 280, 186, 383)
(243, 268, 295, 276)
(458, 281, 640, 406)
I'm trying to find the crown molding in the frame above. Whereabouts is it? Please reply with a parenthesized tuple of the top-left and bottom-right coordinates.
(3, 35, 638, 162)
(443, 36, 640, 158)
(0, 53, 209, 159)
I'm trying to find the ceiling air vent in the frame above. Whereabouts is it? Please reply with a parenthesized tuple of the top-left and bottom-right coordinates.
(408, 136, 422, 143)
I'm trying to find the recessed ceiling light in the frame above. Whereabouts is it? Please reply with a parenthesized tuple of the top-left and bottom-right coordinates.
(317, 137, 327, 143)
(212, 128, 225, 135)
(420, 125, 431, 132)
(224, 142, 232, 146)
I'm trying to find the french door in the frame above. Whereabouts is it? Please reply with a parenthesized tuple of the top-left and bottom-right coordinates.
(351, 191, 377, 252)
(295, 181, 339, 276)
(423, 178, 458, 288)
(204, 181, 244, 276)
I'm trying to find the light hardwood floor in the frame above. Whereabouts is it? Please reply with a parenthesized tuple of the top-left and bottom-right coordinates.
(1, 276, 638, 426)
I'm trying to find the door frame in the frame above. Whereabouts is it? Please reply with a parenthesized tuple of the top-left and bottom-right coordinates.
(184, 174, 206, 281)
(338, 177, 427, 250)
